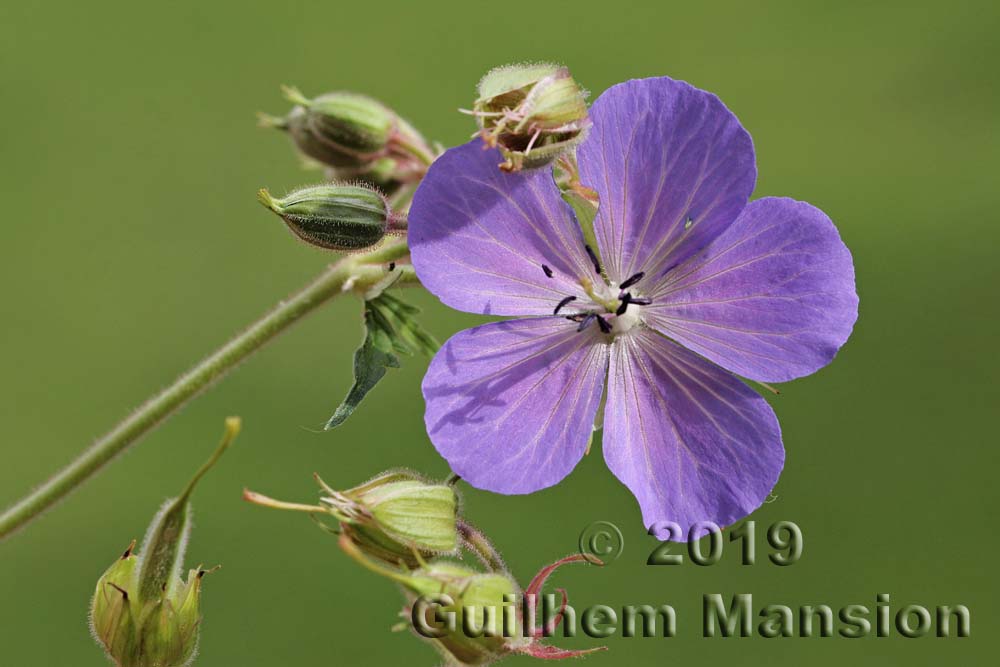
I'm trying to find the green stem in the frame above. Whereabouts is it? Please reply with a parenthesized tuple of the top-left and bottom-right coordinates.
(457, 519, 507, 572)
(0, 240, 413, 541)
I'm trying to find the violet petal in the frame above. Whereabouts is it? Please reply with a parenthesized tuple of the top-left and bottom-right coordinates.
(409, 141, 592, 316)
(646, 197, 858, 382)
(422, 317, 608, 494)
(603, 330, 783, 541)
(577, 76, 756, 284)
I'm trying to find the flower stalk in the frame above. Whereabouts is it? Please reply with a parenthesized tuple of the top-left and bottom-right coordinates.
(0, 239, 415, 541)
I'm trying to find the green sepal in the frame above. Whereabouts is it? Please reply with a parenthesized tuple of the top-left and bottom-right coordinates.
(561, 186, 602, 274)
(135, 497, 193, 603)
(134, 418, 238, 602)
(364, 479, 458, 553)
(90, 545, 142, 666)
(326, 292, 438, 429)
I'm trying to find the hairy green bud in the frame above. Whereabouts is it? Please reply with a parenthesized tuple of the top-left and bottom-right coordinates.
(339, 536, 519, 664)
(469, 63, 590, 172)
(407, 561, 519, 664)
(284, 87, 394, 156)
(261, 87, 436, 193)
(257, 184, 401, 252)
(89, 418, 240, 667)
(260, 106, 362, 169)
(325, 470, 459, 565)
(244, 469, 459, 568)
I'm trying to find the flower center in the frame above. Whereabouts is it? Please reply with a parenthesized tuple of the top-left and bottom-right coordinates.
(609, 295, 644, 336)
(542, 259, 651, 337)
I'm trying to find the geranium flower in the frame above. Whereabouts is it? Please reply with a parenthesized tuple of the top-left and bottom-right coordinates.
(409, 76, 857, 539)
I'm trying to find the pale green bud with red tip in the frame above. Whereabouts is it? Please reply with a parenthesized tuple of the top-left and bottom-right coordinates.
(257, 184, 404, 252)
(244, 469, 459, 568)
(89, 418, 240, 667)
(469, 63, 590, 172)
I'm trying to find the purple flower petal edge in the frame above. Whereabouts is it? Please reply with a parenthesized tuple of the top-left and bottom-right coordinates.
(645, 197, 859, 382)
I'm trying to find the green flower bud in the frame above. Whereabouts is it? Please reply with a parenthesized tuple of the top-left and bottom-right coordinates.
(257, 184, 402, 252)
(259, 105, 363, 169)
(326, 471, 459, 565)
(284, 87, 394, 157)
(406, 562, 519, 664)
(89, 418, 240, 667)
(339, 534, 520, 665)
(340, 526, 610, 666)
(261, 86, 436, 187)
(244, 469, 459, 568)
(469, 63, 590, 172)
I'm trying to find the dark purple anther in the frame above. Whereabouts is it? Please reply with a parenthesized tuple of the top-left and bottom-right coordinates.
(553, 296, 576, 315)
(616, 293, 632, 315)
(584, 245, 602, 275)
(619, 272, 644, 289)
(576, 313, 596, 332)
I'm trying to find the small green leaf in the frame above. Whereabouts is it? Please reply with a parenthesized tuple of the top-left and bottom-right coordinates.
(326, 292, 439, 429)
(326, 309, 399, 429)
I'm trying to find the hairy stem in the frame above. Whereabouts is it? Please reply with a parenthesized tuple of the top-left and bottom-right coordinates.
(457, 519, 507, 572)
(0, 240, 414, 541)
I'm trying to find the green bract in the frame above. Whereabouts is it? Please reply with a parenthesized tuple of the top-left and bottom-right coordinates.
(89, 418, 239, 667)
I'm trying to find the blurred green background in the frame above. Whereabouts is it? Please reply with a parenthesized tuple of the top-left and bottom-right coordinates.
(1, 0, 996, 664)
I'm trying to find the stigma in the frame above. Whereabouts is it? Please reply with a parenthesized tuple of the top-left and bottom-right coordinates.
(610, 302, 642, 335)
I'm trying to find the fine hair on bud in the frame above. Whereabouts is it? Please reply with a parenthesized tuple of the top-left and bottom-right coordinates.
(261, 86, 437, 190)
(468, 62, 591, 172)
(257, 183, 403, 252)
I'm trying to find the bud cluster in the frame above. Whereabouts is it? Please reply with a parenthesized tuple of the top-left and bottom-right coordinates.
(468, 63, 591, 172)
(89, 418, 240, 667)
(245, 469, 605, 665)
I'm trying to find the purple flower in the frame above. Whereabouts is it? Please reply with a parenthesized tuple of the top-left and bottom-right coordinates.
(409, 77, 858, 539)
